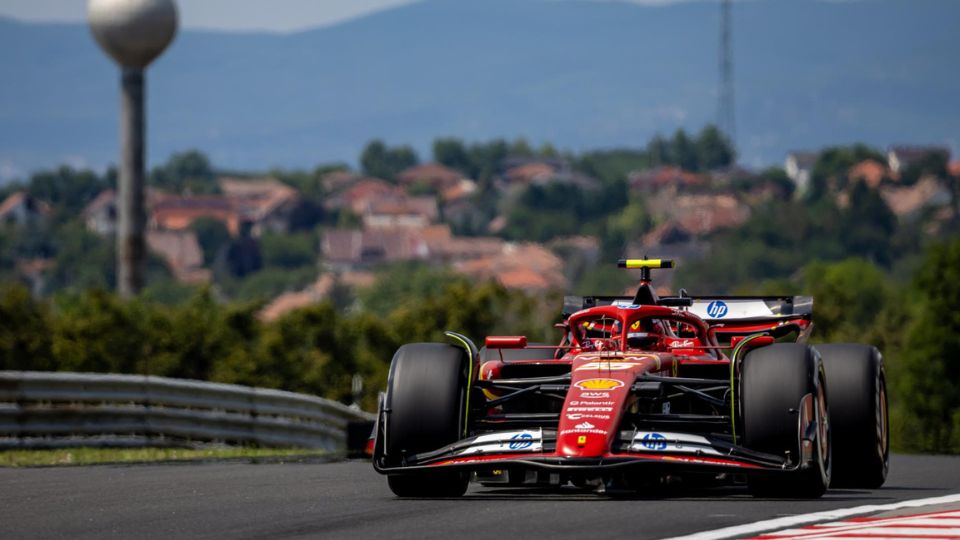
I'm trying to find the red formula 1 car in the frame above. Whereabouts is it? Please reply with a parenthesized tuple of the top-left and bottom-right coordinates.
(371, 259, 889, 498)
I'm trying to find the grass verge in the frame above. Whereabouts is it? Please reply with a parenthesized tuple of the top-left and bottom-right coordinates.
(0, 447, 330, 467)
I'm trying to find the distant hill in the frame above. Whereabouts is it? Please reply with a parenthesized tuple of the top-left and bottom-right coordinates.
(0, 0, 958, 180)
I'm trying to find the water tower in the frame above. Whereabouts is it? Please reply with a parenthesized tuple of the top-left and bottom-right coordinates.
(88, 0, 178, 297)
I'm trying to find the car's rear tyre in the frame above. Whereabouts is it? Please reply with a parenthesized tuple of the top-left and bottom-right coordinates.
(817, 344, 888, 489)
(384, 343, 469, 497)
(742, 343, 831, 498)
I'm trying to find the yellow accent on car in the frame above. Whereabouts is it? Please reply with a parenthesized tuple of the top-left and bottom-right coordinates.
(444, 331, 475, 438)
(618, 258, 673, 269)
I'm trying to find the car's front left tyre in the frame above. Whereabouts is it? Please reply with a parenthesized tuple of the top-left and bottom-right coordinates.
(741, 343, 831, 498)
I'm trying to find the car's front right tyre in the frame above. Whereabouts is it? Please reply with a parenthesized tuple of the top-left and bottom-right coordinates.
(383, 343, 469, 497)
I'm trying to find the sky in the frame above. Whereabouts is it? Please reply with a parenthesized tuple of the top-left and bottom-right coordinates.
(0, 0, 421, 32)
(0, 0, 698, 33)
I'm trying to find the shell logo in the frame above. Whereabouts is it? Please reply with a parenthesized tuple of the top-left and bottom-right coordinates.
(575, 378, 624, 390)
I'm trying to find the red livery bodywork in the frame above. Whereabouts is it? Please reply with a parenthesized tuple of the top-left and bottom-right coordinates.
(373, 259, 830, 494)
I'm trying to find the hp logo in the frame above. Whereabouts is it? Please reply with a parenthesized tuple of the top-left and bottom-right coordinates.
(706, 300, 729, 318)
(641, 432, 667, 451)
(509, 433, 534, 450)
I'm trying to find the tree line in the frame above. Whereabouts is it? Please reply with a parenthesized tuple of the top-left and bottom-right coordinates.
(2, 239, 960, 453)
(0, 273, 551, 411)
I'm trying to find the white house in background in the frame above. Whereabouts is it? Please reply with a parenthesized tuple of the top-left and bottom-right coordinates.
(0, 191, 50, 227)
(82, 189, 117, 235)
(887, 146, 951, 176)
(784, 152, 818, 195)
(361, 196, 439, 229)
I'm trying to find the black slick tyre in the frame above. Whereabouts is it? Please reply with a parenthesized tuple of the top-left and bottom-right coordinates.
(741, 343, 831, 498)
(817, 344, 888, 489)
(384, 343, 469, 497)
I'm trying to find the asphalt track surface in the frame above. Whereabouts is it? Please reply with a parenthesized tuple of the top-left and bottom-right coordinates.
(2, 454, 959, 540)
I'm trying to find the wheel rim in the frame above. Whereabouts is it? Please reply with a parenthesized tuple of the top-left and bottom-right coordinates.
(816, 370, 830, 477)
(878, 380, 888, 458)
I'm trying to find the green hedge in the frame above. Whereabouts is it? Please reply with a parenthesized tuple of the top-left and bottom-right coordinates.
(0, 278, 550, 412)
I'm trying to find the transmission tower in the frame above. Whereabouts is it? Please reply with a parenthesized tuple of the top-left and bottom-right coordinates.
(719, 0, 736, 148)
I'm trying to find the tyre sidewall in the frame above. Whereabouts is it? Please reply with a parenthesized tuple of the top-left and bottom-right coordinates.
(742, 343, 830, 497)
(385, 343, 466, 459)
(817, 343, 888, 488)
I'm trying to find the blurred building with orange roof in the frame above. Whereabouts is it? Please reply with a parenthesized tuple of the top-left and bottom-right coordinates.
(0, 191, 50, 227)
(146, 230, 210, 284)
(397, 163, 465, 192)
(848, 159, 890, 188)
(363, 196, 438, 228)
(629, 166, 707, 193)
(323, 178, 400, 214)
(454, 243, 566, 293)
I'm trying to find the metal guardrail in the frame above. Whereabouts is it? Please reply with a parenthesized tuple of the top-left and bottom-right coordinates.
(0, 371, 375, 450)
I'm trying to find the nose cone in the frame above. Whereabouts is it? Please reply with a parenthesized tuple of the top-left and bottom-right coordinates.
(88, 0, 178, 69)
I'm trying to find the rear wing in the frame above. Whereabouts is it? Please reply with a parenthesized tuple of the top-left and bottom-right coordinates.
(565, 259, 813, 341)
(563, 295, 812, 324)
(686, 296, 813, 323)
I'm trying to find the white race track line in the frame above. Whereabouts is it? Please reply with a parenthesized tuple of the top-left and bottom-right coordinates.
(661, 492, 960, 540)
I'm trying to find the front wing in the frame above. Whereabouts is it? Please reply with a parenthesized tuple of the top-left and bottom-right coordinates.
(373, 428, 794, 475)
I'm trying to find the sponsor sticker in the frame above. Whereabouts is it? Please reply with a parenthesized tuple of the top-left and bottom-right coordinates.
(559, 420, 609, 436)
(566, 413, 611, 421)
(567, 406, 613, 412)
(457, 429, 543, 455)
(706, 300, 729, 318)
(560, 420, 607, 435)
(560, 428, 607, 436)
(576, 361, 642, 371)
(640, 432, 667, 451)
(667, 339, 695, 348)
(629, 431, 720, 456)
(568, 401, 615, 406)
(575, 378, 624, 390)
(579, 391, 611, 399)
(508, 432, 534, 450)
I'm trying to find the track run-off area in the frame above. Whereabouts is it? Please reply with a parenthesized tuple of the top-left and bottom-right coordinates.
(2, 454, 958, 539)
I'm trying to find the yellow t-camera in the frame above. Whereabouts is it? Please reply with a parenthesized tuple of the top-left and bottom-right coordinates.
(617, 259, 674, 269)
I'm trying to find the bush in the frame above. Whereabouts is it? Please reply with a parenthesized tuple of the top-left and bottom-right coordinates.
(896, 239, 960, 453)
(0, 285, 54, 371)
(259, 232, 316, 269)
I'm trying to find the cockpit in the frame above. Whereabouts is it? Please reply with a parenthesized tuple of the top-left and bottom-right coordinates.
(568, 308, 715, 356)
